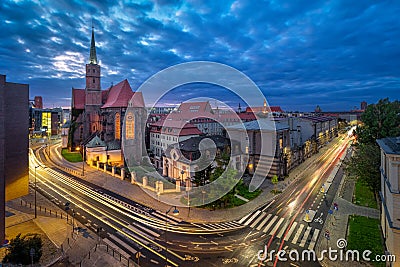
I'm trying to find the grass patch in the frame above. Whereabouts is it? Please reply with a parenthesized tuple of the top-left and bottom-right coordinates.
(61, 148, 82, 162)
(347, 215, 385, 267)
(353, 179, 378, 209)
(236, 183, 262, 200)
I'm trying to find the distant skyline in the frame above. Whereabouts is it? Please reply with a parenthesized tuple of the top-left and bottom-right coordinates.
(1, 0, 399, 111)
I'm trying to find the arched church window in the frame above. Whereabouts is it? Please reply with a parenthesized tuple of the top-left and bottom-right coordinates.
(126, 112, 135, 139)
(115, 113, 121, 140)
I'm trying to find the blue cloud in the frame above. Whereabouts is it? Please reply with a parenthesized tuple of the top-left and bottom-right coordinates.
(0, 0, 399, 111)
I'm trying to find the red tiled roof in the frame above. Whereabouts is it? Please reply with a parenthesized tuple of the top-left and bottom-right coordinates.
(129, 91, 145, 108)
(101, 79, 134, 108)
(245, 106, 284, 113)
(149, 119, 202, 136)
(238, 112, 257, 121)
(178, 101, 212, 113)
(72, 88, 85, 109)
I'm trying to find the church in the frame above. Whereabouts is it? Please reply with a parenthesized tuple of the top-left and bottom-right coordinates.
(69, 27, 146, 167)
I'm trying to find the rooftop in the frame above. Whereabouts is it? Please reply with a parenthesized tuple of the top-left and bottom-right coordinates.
(377, 137, 400, 155)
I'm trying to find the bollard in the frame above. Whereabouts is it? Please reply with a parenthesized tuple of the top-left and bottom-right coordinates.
(45, 207, 46, 213)
(56, 211, 57, 217)
(61, 213, 62, 219)
(40, 206, 41, 211)
(88, 251, 90, 259)
(29, 203, 31, 208)
(50, 210, 52, 215)
(20, 200, 22, 206)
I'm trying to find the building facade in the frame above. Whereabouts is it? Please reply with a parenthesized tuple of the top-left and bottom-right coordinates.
(0, 74, 29, 244)
(377, 137, 400, 264)
(69, 27, 145, 167)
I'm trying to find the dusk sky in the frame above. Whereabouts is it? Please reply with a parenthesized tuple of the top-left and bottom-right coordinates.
(1, 0, 399, 111)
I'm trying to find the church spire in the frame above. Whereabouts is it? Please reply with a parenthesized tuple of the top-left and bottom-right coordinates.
(89, 25, 98, 65)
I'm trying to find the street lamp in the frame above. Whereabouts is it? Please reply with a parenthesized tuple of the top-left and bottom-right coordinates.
(34, 166, 39, 218)
(76, 144, 85, 176)
(34, 165, 47, 218)
(164, 206, 179, 267)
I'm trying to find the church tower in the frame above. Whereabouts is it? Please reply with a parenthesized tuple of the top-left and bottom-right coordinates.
(84, 26, 102, 136)
(85, 26, 101, 105)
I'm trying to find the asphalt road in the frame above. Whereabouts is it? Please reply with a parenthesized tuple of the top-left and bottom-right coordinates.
(31, 135, 350, 267)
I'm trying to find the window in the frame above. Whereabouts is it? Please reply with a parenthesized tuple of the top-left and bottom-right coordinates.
(115, 113, 121, 140)
(93, 78, 95, 83)
(126, 112, 135, 139)
(93, 69, 95, 73)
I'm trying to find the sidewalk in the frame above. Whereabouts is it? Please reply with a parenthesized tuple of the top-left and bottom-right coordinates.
(46, 139, 342, 223)
(317, 174, 380, 267)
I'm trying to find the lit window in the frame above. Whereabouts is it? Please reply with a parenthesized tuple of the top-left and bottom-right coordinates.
(115, 113, 121, 140)
(126, 112, 135, 139)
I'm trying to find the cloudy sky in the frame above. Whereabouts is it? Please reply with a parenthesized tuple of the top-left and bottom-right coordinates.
(1, 0, 399, 111)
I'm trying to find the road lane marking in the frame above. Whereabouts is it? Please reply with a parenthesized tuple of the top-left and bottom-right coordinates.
(238, 212, 252, 224)
(291, 224, 304, 244)
(256, 214, 272, 231)
(276, 220, 290, 239)
(268, 217, 285, 236)
(263, 215, 278, 233)
(250, 212, 267, 228)
(308, 229, 320, 250)
(299, 226, 312, 247)
(284, 222, 297, 241)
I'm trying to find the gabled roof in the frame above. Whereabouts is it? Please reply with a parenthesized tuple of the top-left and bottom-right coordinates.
(72, 88, 85, 109)
(245, 106, 284, 113)
(86, 135, 106, 148)
(129, 91, 145, 108)
(102, 79, 134, 109)
(177, 101, 212, 113)
(227, 118, 289, 131)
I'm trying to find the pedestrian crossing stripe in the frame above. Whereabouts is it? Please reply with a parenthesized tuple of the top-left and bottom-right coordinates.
(284, 222, 297, 241)
(256, 214, 271, 231)
(250, 212, 267, 228)
(291, 224, 304, 244)
(269, 217, 285, 236)
(276, 220, 290, 239)
(238, 212, 252, 224)
(244, 210, 262, 226)
(262, 215, 278, 233)
(308, 229, 320, 250)
(299, 226, 312, 247)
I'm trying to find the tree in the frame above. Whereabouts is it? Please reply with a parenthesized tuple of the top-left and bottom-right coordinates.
(271, 175, 279, 193)
(344, 98, 400, 193)
(344, 143, 381, 192)
(3, 233, 43, 265)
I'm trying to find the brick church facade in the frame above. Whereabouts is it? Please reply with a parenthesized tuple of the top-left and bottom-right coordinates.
(69, 27, 145, 166)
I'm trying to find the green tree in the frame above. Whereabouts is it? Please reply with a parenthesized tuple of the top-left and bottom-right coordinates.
(3, 233, 43, 265)
(271, 175, 279, 193)
(344, 143, 381, 192)
(345, 98, 400, 192)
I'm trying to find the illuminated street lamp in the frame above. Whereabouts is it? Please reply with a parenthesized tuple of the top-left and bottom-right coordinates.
(34, 165, 46, 218)
(34, 166, 39, 218)
(76, 145, 85, 176)
(164, 206, 179, 267)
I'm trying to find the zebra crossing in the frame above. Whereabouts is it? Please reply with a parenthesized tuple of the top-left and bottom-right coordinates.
(192, 221, 244, 231)
(236, 210, 321, 250)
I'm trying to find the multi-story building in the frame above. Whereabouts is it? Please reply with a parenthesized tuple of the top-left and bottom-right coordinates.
(30, 107, 63, 136)
(0, 74, 29, 244)
(162, 135, 243, 180)
(148, 119, 202, 169)
(377, 137, 400, 263)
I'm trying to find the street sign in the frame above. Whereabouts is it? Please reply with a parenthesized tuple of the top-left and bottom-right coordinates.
(328, 209, 333, 214)
(135, 252, 141, 259)
(306, 209, 309, 214)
